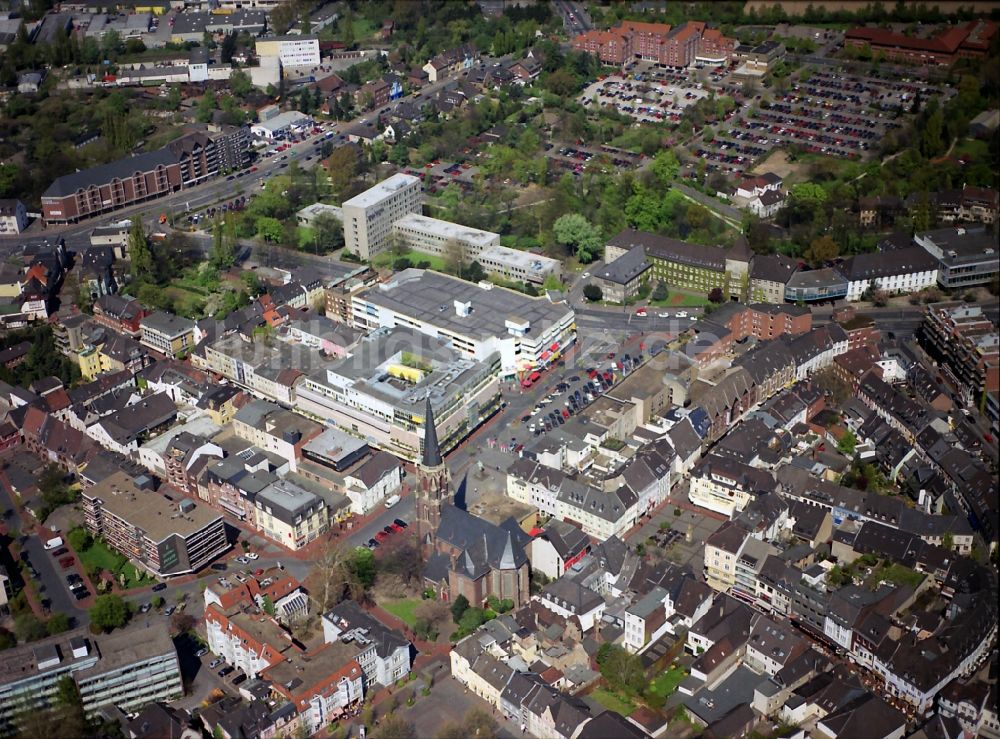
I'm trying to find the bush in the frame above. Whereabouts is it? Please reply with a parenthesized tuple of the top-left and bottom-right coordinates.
(450, 594, 470, 624)
(90, 594, 129, 633)
(67, 527, 92, 553)
(583, 283, 603, 302)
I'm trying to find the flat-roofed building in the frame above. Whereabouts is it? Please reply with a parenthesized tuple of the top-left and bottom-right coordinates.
(295, 326, 501, 462)
(342, 174, 422, 260)
(0, 623, 181, 730)
(914, 225, 999, 289)
(81, 471, 228, 577)
(919, 302, 999, 405)
(477, 245, 563, 285)
(350, 268, 575, 380)
(391, 212, 498, 259)
(139, 311, 196, 357)
(255, 34, 320, 67)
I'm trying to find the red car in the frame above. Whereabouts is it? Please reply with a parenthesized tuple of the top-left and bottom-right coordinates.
(375, 531, 389, 542)
(59, 556, 75, 569)
(390, 522, 404, 533)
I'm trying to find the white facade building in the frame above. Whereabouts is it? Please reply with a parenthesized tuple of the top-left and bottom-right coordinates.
(256, 35, 320, 67)
(842, 247, 939, 302)
(0, 199, 28, 234)
(342, 174, 423, 260)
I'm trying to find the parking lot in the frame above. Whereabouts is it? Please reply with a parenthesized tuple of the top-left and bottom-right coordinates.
(690, 67, 952, 178)
(580, 68, 712, 125)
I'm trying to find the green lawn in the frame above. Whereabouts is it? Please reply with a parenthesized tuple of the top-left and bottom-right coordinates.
(590, 688, 635, 716)
(952, 137, 989, 160)
(373, 249, 448, 272)
(382, 598, 422, 628)
(868, 563, 925, 590)
(78, 538, 155, 590)
(163, 286, 206, 318)
(649, 291, 712, 307)
(648, 665, 687, 698)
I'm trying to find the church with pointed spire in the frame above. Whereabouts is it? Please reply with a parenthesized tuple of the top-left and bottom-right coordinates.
(416, 397, 531, 608)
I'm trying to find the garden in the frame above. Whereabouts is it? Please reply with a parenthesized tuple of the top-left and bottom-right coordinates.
(70, 527, 155, 591)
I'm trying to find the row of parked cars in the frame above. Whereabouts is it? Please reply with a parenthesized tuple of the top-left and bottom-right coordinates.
(366, 518, 408, 550)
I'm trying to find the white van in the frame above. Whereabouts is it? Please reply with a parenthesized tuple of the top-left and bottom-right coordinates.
(384, 494, 401, 509)
(44, 536, 64, 550)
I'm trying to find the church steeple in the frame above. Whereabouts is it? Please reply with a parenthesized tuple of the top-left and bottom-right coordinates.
(421, 396, 442, 467)
(415, 396, 450, 547)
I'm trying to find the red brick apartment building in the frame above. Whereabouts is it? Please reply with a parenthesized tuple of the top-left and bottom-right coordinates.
(42, 132, 221, 224)
(572, 20, 735, 67)
(845, 19, 997, 65)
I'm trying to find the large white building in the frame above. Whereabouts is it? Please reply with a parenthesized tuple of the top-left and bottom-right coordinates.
(250, 110, 313, 139)
(255, 35, 321, 67)
(342, 174, 423, 260)
(391, 213, 562, 284)
(350, 269, 575, 380)
(842, 246, 939, 301)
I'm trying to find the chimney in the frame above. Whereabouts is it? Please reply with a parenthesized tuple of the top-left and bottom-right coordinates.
(454, 299, 471, 317)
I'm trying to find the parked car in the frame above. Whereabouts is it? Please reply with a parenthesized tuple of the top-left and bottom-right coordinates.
(244, 552, 259, 560)
(163, 606, 175, 616)
(196, 648, 208, 658)
(152, 583, 167, 592)
(139, 602, 151, 613)
(59, 556, 74, 569)
(210, 563, 227, 572)
(367, 538, 379, 549)
(218, 666, 235, 678)
(50, 548, 68, 557)
(209, 658, 223, 669)
(234, 556, 249, 565)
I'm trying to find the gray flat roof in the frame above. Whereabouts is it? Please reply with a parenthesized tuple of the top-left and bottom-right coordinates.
(360, 269, 573, 342)
(342, 173, 420, 210)
(394, 213, 498, 248)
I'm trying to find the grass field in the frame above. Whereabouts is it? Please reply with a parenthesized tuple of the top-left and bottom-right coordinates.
(381, 598, 422, 628)
(590, 688, 635, 716)
(373, 249, 448, 272)
(163, 286, 206, 318)
(649, 291, 712, 307)
(648, 665, 687, 699)
(868, 563, 925, 590)
(78, 538, 154, 590)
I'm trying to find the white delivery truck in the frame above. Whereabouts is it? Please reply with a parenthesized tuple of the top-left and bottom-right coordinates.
(44, 536, 63, 550)
(384, 494, 401, 508)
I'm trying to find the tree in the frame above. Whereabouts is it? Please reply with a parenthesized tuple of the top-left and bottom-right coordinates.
(256, 217, 285, 243)
(442, 238, 467, 277)
(942, 531, 954, 551)
(0, 627, 15, 650)
(837, 430, 857, 456)
(348, 547, 376, 589)
(813, 367, 852, 407)
(241, 271, 262, 297)
(583, 283, 603, 302)
(38, 464, 76, 520)
(803, 235, 839, 266)
(413, 599, 450, 641)
(128, 219, 154, 283)
(46, 612, 71, 635)
(210, 219, 235, 269)
(595, 643, 644, 695)
(708, 287, 725, 304)
(651, 281, 668, 302)
(269, 1, 296, 34)
(326, 145, 359, 197)
(14, 613, 48, 642)
(370, 715, 416, 739)
(651, 149, 679, 187)
(305, 212, 342, 254)
(90, 594, 128, 632)
(450, 594, 470, 624)
(553, 213, 601, 263)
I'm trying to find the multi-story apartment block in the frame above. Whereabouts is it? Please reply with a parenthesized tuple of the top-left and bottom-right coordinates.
(81, 471, 228, 577)
(570, 29, 628, 65)
(342, 174, 422, 260)
(264, 648, 363, 736)
(919, 302, 999, 404)
(93, 294, 148, 337)
(42, 133, 221, 224)
(139, 311, 196, 357)
(0, 624, 181, 732)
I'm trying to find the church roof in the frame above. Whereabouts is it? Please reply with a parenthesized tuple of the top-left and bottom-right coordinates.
(437, 504, 528, 580)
